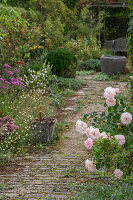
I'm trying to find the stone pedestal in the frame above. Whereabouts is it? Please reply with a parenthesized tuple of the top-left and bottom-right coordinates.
(100, 56, 126, 76)
(32, 117, 57, 143)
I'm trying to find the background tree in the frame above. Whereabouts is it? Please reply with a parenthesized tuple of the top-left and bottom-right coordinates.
(128, 0, 133, 68)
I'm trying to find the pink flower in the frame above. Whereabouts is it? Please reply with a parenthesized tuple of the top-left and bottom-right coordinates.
(85, 159, 98, 172)
(104, 87, 116, 99)
(0, 86, 6, 88)
(86, 126, 101, 140)
(75, 120, 87, 135)
(114, 169, 123, 179)
(4, 64, 11, 68)
(115, 88, 119, 94)
(5, 81, 11, 85)
(100, 132, 108, 139)
(115, 135, 125, 145)
(120, 112, 132, 125)
(106, 97, 116, 107)
(6, 71, 13, 76)
(84, 138, 93, 150)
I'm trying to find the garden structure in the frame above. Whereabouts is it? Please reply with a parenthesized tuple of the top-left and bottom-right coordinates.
(100, 55, 126, 75)
(77, 0, 129, 53)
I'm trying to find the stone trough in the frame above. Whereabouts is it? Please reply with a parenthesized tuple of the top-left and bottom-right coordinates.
(100, 56, 127, 76)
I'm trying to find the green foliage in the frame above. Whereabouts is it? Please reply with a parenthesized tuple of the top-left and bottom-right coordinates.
(44, 49, 77, 78)
(78, 59, 100, 71)
(64, 37, 103, 60)
(128, 72, 133, 102)
(34, 0, 77, 48)
(62, 0, 78, 9)
(91, 72, 110, 81)
(76, 70, 96, 76)
(74, 182, 133, 200)
(0, 0, 35, 9)
(45, 17, 65, 49)
(0, 5, 45, 70)
(56, 77, 82, 90)
(128, 0, 133, 68)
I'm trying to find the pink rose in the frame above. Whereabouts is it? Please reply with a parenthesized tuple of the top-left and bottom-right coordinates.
(120, 112, 132, 125)
(84, 138, 93, 150)
(115, 88, 119, 94)
(104, 87, 116, 99)
(86, 126, 101, 140)
(100, 132, 108, 139)
(114, 169, 123, 179)
(115, 135, 125, 145)
(106, 97, 116, 107)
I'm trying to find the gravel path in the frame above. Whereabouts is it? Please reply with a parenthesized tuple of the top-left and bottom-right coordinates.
(0, 75, 129, 200)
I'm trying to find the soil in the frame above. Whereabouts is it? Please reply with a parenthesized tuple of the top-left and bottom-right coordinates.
(0, 75, 129, 200)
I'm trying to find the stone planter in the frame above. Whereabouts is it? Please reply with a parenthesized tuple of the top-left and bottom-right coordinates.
(100, 56, 126, 76)
(32, 117, 57, 143)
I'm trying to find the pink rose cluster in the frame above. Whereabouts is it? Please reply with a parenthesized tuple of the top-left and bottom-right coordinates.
(104, 87, 119, 107)
(86, 126, 108, 140)
(76, 120, 109, 150)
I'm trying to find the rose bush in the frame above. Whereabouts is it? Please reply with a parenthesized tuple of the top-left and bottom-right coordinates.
(76, 86, 133, 179)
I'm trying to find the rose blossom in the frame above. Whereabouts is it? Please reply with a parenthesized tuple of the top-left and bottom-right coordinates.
(85, 159, 98, 172)
(106, 97, 116, 107)
(100, 132, 108, 139)
(84, 138, 93, 150)
(115, 135, 125, 145)
(86, 126, 101, 140)
(75, 120, 87, 135)
(104, 87, 116, 99)
(114, 169, 123, 179)
(115, 88, 119, 94)
(120, 112, 132, 125)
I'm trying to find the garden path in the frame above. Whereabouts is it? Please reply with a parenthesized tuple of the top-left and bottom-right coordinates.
(0, 75, 128, 200)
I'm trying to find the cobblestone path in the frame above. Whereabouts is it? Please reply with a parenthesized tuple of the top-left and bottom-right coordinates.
(0, 75, 128, 200)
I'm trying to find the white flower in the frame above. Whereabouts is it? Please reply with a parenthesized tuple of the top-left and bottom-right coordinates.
(85, 159, 98, 172)
(100, 132, 108, 139)
(120, 112, 132, 125)
(114, 169, 123, 179)
(86, 126, 101, 140)
(75, 120, 87, 135)
(115, 135, 125, 145)
(106, 97, 116, 107)
(104, 87, 116, 99)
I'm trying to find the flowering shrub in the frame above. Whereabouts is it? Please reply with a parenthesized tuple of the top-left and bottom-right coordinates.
(22, 61, 51, 92)
(0, 64, 25, 94)
(76, 86, 133, 178)
(0, 5, 45, 70)
(0, 116, 18, 140)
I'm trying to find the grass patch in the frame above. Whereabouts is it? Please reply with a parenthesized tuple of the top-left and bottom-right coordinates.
(110, 74, 129, 82)
(73, 182, 133, 200)
(76, 70, 96, 76)
(91, 72, 110, 81)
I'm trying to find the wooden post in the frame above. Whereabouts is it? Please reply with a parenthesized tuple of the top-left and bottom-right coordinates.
(39, 104, 42, 122)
